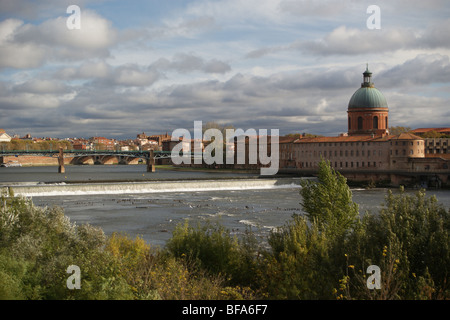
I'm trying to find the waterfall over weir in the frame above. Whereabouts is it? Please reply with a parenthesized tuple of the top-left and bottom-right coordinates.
(9, 178, 305, 197)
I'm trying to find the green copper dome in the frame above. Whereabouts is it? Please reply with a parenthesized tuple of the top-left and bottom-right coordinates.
(348, 87, 388, 109)
(348, 66, 388, 109)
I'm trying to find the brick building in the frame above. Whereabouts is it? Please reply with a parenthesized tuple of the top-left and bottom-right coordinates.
(277, 66, 449, 187)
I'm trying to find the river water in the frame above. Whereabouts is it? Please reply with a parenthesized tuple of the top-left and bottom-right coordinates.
(1, 165, 449, 248)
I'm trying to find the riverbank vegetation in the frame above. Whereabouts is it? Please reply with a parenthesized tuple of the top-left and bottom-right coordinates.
(1, 160, 448, 300)
(1, 140, 72, 152)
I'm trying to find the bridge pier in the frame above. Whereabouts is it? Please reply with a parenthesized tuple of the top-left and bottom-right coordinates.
(58, 148, 65, 173)
(147, 150, 155, 172)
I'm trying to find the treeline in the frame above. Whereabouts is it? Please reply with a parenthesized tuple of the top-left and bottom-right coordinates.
(0, 160, 449, 300)
(0, 140, 73, 151)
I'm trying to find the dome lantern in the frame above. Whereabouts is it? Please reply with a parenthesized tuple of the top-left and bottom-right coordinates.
(362, 64, 373, 87)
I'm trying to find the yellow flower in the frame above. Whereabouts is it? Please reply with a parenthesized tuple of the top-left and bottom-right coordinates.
(348, 265, 355, 269)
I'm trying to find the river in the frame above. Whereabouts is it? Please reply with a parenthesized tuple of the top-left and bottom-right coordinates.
(1, 165, 449, 247)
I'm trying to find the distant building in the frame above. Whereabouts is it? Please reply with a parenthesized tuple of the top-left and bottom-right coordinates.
(409, 128, 450, 155)
(0, 129, 11, 143)
(90, 137, 115, 151)
(136, 132, 171, 150)
(423, 138, 449, 155)
(277, 66, 450, 187)
(73, 141, 89, 150)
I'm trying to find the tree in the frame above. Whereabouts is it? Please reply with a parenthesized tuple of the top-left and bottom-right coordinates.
(389, 126, 411, 135)
(422, 130, 444, 138)
(299, 159, 359, 238)
(264, 159, 361, 299)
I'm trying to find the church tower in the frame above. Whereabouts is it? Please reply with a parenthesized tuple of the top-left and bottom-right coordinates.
(347, 65, 389, 136)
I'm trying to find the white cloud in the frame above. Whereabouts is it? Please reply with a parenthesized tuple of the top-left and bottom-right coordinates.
(0, 19, 46, 68)
(1, 0, 449, 138)
(151, 53, 231, 74)
(0, 10, 117, 69)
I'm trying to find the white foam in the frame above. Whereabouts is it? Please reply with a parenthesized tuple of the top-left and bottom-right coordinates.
(10, 178, 302, 197)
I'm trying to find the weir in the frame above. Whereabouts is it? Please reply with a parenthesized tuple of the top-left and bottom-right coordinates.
(9, 178, 304, 197)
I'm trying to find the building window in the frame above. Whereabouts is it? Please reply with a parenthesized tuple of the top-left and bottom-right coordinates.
(373, 116, 378, 129)
(358, 117, 363, 130)
(348, 117, 351, 130)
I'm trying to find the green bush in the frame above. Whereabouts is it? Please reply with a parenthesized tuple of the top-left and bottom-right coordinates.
(166, 220, 240, 277)
(343, 187, 450, 299)
(0, 190, 133, 300)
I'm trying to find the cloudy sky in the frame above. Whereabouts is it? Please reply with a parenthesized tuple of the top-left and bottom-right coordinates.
(0, 0, 449, 139)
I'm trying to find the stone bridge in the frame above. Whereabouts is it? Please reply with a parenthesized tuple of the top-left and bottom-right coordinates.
(0, 149, 174, 173)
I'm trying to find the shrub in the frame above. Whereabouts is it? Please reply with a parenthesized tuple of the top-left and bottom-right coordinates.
(0, 191, 133, 300)
(343, 188, 450, 299)
(166, 220, 241, 277)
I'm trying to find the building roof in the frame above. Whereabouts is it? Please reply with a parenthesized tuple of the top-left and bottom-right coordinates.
(348, 87, 388, 109)
(388, 133, 423, 140)
(292, 132, 422, 144)
(293, 135, 387, 144)
(411, 128, 450, 134)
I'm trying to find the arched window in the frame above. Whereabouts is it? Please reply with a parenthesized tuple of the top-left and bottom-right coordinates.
(357, 117, 363, 130)
(385, 117, 388, 129)
(373, 116, 378, 129)
(348, 117, 351, 130)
